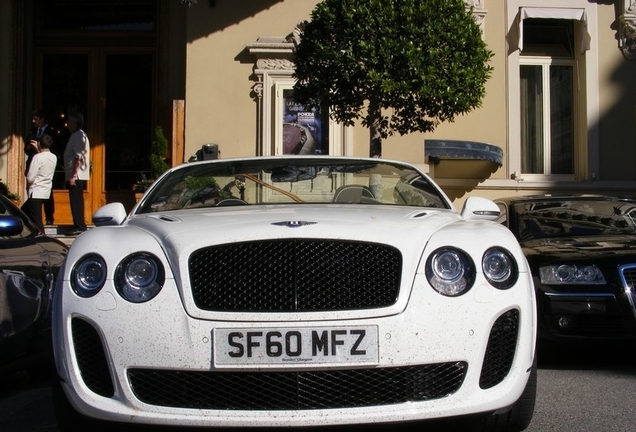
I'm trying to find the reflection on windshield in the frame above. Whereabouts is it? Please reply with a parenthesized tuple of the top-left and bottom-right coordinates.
(136, 158, 450, 214)
(515, 200, 636, 241)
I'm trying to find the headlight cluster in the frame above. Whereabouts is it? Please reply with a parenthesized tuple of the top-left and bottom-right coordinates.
(539, 264, 606, 285)
(482, 248, 518, 289)
(426, 247, 518, 296)
(72, 254, 107, 298)
(71, 253, 165, 302)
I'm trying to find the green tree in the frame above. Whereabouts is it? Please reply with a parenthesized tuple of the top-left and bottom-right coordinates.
(293, 0, 493, 157)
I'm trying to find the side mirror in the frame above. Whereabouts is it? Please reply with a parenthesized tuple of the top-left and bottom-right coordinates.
(460, 196, 500, 221)
(92, 202, 127, 227)
(0, 215, 24, 236)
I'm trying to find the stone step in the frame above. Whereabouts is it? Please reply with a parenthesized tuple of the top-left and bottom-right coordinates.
(44, 225, 93, 246)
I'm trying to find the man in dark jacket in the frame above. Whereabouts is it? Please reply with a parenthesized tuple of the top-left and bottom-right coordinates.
(27, 109, 57, 225)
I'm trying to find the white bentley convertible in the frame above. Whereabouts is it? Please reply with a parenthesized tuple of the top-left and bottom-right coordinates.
(52, 156, 536, 431)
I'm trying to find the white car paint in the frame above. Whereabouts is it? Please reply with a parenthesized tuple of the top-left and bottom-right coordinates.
(52, 156, 536, 430)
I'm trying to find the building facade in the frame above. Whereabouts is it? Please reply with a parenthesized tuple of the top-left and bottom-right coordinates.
(1, 0, 635, 225)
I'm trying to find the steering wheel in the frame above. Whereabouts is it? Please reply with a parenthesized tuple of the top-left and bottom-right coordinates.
(216, 198, 248, 207)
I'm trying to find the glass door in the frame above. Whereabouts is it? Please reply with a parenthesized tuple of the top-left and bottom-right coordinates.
(39, 52, 90, 226)
(37, 50, 154, 225)
(104, 53, 154, 200)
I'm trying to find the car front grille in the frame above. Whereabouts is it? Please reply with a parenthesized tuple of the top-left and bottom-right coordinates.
(128, 362, 467, 410)
(188, 239, 402, 312)
(620, 264, 636, 319)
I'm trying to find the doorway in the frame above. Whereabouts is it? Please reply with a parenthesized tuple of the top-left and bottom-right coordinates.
(36, 50, 154, 225)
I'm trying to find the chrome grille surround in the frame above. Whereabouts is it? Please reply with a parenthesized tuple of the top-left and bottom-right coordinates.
(619, 264, 636, 319)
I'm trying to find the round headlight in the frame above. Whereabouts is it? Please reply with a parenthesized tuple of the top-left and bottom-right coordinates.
(578, 265, 602, 283)
(426, 248, 475, 296)
(482, 248, 518, 289)
(72, 255, 107, 297)
(555, 265, 575, 282)
(115, 253, 165, 303)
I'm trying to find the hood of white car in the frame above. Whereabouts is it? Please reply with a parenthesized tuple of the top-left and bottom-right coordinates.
(126, 204, 461, 253)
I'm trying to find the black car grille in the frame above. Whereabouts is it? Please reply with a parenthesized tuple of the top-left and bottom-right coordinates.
(189, 240, 402, 311)
(620, 265, 636, 318)
(128, 362, 467, 410)
(620, 265, 636, 288)
(479, 309, 519, 389)
(71, 318, 114, 397)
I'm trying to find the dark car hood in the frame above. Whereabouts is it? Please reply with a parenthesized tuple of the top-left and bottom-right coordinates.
(521, 235, 636, 260)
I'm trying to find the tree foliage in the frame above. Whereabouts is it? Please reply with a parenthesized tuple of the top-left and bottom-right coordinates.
(293, 0, 493, 157)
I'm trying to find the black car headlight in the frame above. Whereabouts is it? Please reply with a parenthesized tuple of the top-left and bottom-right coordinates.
(426, 247, 475, 296)
(115, 253, 165, 303)
(71, 254, 107, 298)
(539, 264, 606, 285)
(482, 247, 518, 289)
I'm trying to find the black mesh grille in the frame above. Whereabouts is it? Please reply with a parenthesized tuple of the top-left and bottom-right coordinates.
(189, 240, 402, 311)
(479, 309, 519, 389)
(128, 362, 467, 410)
(71, 317, 114, 397)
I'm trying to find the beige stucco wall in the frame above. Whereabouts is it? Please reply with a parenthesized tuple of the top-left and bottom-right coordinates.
(183, 0, 511, 169)
(184, 0, 316, 160)
(181, 0, 636, 209)
(596, 3, 636, 181)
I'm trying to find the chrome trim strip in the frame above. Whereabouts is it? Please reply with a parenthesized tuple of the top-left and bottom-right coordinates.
(544, 292, 615, 299)
(619, 264, 636, 319)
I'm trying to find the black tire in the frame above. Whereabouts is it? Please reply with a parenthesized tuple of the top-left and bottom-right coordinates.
(479, 359, 537, 432)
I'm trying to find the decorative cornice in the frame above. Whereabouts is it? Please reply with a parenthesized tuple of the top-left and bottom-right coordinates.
(247, 35, 296, 72)
(255, 58, 295, 71)
(619, 0, 636, 60)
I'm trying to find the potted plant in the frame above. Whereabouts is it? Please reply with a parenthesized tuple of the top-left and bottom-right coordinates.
(0, 179, 21, 205)
(133, 126, 170, 200)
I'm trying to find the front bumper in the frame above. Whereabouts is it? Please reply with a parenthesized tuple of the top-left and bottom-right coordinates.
(537, 290, 636, 341)
(54, 271, 536, 428)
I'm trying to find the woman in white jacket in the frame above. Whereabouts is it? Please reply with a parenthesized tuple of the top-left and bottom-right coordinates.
(22, 133, 57, 232)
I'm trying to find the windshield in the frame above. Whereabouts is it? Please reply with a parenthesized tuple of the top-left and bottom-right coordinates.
(135, 158, 450, 214)
(514, 199, 636, 241)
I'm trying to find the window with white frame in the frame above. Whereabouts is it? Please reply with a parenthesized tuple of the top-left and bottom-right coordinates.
(506, 2, 600, 182)
(519, 18, 575, 175)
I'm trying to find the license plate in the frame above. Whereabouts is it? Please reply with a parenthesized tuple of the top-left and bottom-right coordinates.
(214, 326, 379, 365)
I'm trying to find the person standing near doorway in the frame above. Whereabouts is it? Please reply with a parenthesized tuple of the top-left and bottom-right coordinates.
(23, 134, 57, 233)
(64, 112, 90, 235)
(28, 109, 56, 225)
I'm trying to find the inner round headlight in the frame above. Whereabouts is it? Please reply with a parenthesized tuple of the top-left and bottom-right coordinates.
(72, 254, 107, 297)
(115, 253, 165, 303)
(426, 248, 475, 296)
(482, 248, 518, 289)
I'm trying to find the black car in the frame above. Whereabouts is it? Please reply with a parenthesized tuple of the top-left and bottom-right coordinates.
(495, 195, 636, 344)
(0, 194, 68, 376)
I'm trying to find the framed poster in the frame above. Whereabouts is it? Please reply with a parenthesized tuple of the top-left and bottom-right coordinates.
(282, 89, 328, 155)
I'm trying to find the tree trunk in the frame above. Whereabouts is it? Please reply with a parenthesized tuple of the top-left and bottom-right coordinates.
(368, 98, 382, 158)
